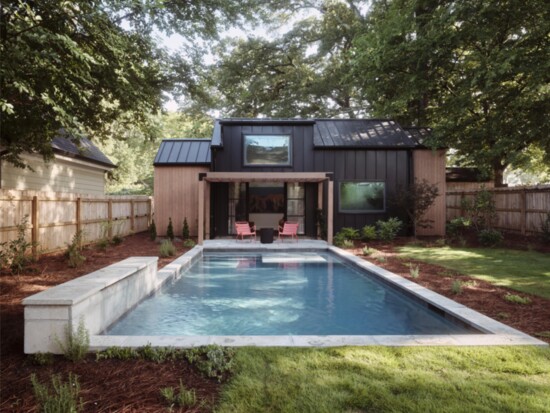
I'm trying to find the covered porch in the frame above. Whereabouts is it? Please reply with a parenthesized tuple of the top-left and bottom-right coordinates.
(197, 172, 333, 245)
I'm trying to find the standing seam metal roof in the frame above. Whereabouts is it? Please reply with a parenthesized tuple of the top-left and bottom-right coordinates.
(154, 139, 211, 165)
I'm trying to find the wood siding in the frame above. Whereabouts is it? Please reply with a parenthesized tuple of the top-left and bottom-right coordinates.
(0, 189, 151, 254)
(1, 154, 107, 195)
(154, 165, 209, 237)
(413, 149, 447, 236)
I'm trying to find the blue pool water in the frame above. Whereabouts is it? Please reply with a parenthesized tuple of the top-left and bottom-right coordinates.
(105, 252, 475, 336)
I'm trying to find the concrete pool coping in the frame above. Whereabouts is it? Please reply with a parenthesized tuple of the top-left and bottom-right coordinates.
(85, 241, 547, 349)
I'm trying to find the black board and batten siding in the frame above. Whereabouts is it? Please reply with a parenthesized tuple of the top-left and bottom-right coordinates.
(211, 119, 415, 237)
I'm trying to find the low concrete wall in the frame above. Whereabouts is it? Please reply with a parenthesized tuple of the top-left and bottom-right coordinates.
(23, 257, 159, 354)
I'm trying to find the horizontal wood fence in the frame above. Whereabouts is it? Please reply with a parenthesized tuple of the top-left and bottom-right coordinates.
(0, 189, 152, 255)
(447, 185, 550, 235)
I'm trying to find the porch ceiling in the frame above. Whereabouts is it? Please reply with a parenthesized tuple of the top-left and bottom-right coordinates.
(203, 172, 329, 182)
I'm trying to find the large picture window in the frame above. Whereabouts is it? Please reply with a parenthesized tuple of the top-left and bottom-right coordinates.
(243, 134, 291, 166)
(339, 181, 385, 213)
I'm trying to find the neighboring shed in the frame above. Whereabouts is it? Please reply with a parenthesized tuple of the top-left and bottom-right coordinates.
(153, 139, 211, 237)
(446, 167, 494, 191)
(0, 133, 115, 195)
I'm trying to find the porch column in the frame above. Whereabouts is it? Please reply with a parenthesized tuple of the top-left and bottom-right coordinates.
(327, 179, 333, 245)
(198, 178, 205, 245)
(205, 181, 211, 240)
(317, 181, 323, 238)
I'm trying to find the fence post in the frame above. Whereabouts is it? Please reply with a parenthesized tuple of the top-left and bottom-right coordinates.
(31, 196, 39, 258)
(108, 199, 113, 239)
(130, 200, 135, 232)
(148, 198, 153, 226)
(520, 189, 526, 235)
(76, 197, 82, 246)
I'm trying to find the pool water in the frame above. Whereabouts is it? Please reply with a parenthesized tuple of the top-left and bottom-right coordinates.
(105, 252, 475, 336)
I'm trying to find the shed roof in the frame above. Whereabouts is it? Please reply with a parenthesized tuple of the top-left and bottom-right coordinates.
(52, 132, 115, 168)
(446, 167, 491, 183)
(403, 127, 432, 147)
(154, 139, 211, 165)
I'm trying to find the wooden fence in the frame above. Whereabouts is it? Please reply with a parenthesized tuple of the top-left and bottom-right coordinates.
(0, 189, 153, 255)
(446, 185, 550, 235)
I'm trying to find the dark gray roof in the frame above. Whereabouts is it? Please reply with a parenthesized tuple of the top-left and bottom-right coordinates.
(403, 127, 432, 147)
(52, 132, 115, 168)
(313, 119, 416, 148)
(154, 139, 211, 165)
(446, 167, 491, 182)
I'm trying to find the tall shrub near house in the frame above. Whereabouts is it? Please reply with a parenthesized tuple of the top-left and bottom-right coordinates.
(149, 219, 157, 241)
(166, 218, 174, 240)
(392, 179, 439, 237)
(182, 218, 190, 240)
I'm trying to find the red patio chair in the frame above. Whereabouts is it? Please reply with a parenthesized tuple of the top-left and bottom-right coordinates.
(278, 222, 299, 242)
(235, 222, 256, 241)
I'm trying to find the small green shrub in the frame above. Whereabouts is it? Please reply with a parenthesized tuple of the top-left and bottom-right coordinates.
(446, 217, 471, 241)
(182, 218, 190, 240)
(160, 380, 196, 408)
(451, 280, 463, 295)
(534, 331, 550, 338)
(339, 227, 360, 240)
(149, 219, 157, 241)
(478, 229, 503, 247)
(57, 318, 89, 362)
(31, 373, 82, 413)
(137, 344, 179, 363)
(160, 240, 176, 257)
(183, 239, 196, 248)
(95, 346, 139, 361)
(361, 246, 372, 256)
(29, 352, 54, 366)
(361, 225, 377, 241)
(376, 217, 402, 241)
(540, 212, 550, 244)
(66, 231, 85, 268)
(409, 264, 420, 279)
(0, 215, 35, 274)
(334, 227, 359, 247)
(112, 235, 123, 245)
(183, 345, 235, 382)
(504, 293, 531, 305)
(434, 238, 447, 247)
(375, 256, 386, 263)
(166, 217, 174, 240)
(96, 238, 110, 252)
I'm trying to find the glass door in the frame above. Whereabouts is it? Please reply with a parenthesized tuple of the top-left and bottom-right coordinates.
(286, 183, 305, 234)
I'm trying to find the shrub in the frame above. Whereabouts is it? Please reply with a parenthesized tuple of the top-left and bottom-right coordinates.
(446, 217, 471, 240)
(451, 280, 463, 295)
(478, 229, 503, 247)
(182, 218, 190, 240)
(112, 235, 123, 245)
(540, 212, 550, 244)
(461, 187, 497, 231)
(57, 318, 89, 362)
(96, 346, 138, 361)
(376, 217, 403, 241)
(149, 219, 157, 241)
(409, 264, 420, 279)
(66, 231, 85, 268)
(0, 215, 35, 274)
(183, 239, 196, 248)
(160, 240, 176, 257)
(362, 246, 372, 256)
(504, 293, 531, 305)
(361, 225, 377, 241)
(31, 373, 82, 413)
(183, 345, 235, 382)
(166, 217, 174, 240)
(160, 380, 196, 408)
(96, 238, 110, 252)
(338, 227, 360, 240)
(29, 352, 54, 366)
(392, 179, 439, 236)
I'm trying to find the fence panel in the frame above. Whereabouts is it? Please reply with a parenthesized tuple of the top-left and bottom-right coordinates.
(446, 185, 550, 235)
(0, 189, 152, 254)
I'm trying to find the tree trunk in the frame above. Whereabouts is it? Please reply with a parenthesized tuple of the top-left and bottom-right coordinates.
(493, 162, 506, 187)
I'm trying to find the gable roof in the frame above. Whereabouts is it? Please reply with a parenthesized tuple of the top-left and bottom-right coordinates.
(154, 139, 211, 165)
(403, 127, 432, 147)
(52, 132, 115, 168)
(446, 167, 491, 183)
(313, 119, 416, 148)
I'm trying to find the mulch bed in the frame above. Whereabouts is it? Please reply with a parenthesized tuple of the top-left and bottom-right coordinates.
(1, 232, 549, 411)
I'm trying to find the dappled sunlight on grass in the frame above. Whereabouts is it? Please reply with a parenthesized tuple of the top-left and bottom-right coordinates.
(398, 246, 550, 299)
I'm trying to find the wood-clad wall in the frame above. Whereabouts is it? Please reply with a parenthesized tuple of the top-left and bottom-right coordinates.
(413, 149, 447, 236)
(154, 166, 209, 237)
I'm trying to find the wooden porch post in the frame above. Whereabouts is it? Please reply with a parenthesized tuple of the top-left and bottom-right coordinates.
(327, 179, 334, 245)
(317, 181, 323, 238)
(205, 181, 211, 240)
(198, 178, 205, 245)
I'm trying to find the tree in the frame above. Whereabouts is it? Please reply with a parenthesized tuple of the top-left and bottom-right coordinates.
(354, 0, 550, 186)
(392, 179, 439, 237)
(0, 0, 288, 167)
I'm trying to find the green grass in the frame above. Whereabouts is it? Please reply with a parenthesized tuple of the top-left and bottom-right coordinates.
(216, 347, 550, 413)
(397, 246, 550, 299)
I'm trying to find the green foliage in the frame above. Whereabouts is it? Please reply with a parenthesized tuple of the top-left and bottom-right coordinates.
(183, 239, 196, 248)
(361, 246, 372, 256)
(183, 345, 235, 382)
(376, 218, 403, 241)
(360, 225, 377, 241)
(95, 346, 138, 361)
(334, 227, 360, 247)
(451, 280, 463, 295)
(504, 294, 532, 305)
(461, 188, 498, 231)
(316, 209, 327, 240)
(478, 229, 503, 247)
(0, 215, 35, 274)
(159, 240, 176, 257)
(166, 218, 175, 241)
(160, 380, 197, 409)
(65, 231, 85, 268)
(149, 219, 157, 241)
(137, 344, 178, 363)
(182, 218, 190, 240)
(391, 179, 439, 237)
(96, 239, 110, 252)
(409, 264, 420, 279)
(540, 212, 550, 244)
(111, 235, 123, 245)
(31, 373, 82, 413)
(446, 217, 471, 241)
(29, 352, 54, 366)
(57, 319, 89, 362)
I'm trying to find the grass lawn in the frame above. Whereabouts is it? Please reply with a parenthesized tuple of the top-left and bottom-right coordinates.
(216, 346, 550, 413)
(397, 246, 550, 299)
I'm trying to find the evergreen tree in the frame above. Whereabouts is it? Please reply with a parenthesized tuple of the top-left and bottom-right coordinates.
(166, 218, 174, 241)
(182, 218, 190, 240)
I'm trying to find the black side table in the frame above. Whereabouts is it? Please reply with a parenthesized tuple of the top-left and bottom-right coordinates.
(260, 228, 274, 244)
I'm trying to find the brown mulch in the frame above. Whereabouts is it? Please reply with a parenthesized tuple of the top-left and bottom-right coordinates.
(1, 232, 549, 411)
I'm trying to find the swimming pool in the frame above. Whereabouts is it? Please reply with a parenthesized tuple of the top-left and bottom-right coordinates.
(105, 252, 476, 336)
